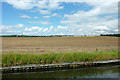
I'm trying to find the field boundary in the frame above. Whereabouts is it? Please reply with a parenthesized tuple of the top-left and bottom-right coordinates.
(1, 59, 120, 73)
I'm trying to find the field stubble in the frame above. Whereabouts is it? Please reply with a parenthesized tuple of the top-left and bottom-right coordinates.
(2, 36, 118, 54)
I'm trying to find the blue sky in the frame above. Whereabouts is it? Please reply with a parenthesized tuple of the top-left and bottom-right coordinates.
(1, 0, 118, 36)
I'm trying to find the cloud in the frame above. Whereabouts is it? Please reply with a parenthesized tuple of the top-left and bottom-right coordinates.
(15, 24, 24, 28)
(52, 13, 57, 16)
(20, 14, 32, 18)
(52, 13, 61, 17)
(28, 21, 50, 25)
(48, 0, 60, 9)
(22, 32, 30, 35)
(36, 0, 48, 9)
(4, 0, 65, 15)
(39, 10, 50, 15)
(1, 24, 24, 29)
(43, 16, 51, 18)
(57, 33, 65, 35)
(20, 15, 39, 19)
(24, 28, 32, 31)
(60, 2, 118, 35)
(0, 25, 23, 35)
(2, 1, 119, 36)
(52, 13, 59, 16)
(57, 25, 67, 29)
(43, 13, 60, 19)
(94, 26, 109, 30)
(25, 26, 54, 33)
(78, 29, 82, 32)
(60, 20, 75, 24)
(114, 29, 118, 32)
(3, 0, 60, 14)
(43, 28, 48, 32)
(34, 17, 39, 19)
(4, 0, 35, 10)
(1, 25, 56, 35)
(96, 31, 105, 34)
(49, 26, 54, 31)
(58, 6, 64, 9)
(24, 26, 43, 31)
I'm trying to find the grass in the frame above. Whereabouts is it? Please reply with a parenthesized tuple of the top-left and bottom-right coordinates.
(2, 50, 119, 67)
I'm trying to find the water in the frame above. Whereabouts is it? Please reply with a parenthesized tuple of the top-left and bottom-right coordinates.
(2, 64, 120, 79)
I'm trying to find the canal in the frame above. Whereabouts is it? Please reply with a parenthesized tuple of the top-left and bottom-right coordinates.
(2, 64, 119, 79)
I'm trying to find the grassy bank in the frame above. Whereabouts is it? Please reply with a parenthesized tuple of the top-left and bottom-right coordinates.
(2, 50, 119, 67)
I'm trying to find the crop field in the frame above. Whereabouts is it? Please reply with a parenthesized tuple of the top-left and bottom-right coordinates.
(1, 36, 119, 66)
(2, 36, 118, 54)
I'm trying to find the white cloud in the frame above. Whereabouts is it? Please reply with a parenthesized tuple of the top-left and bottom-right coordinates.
(47, 26, 54, 32)
(48, 0, 60, 9)
(86, 2, 118, 15)
(20, 14, 32, 18)
(24, 26, 43, 31)
(43, 16, 51, 18)
(22, 32, 30, 35)
(38, 28, 43, 31)
(57, 25, 67, 29)
(58, 6, 64, 9)
(24, 28, 32, 31)
(61, 20, 75, 24)
(57, 33, 65, 35)
(114, 29, 118, 32)
(94, 26, 109, 30)
(28, 21, 50, 25)
(52, 13, 61, 17)
(36, 0, 48, 9)
(25, 26, 54, 33)
(20, 15, 38, 19)
(43, 13, 60, 18)
(1, 24, 24, 29)
(2, 1, 119, 35)
(52, 13, 57, 16)
(31, 26, 39, 30)
(78, 29, 81, 32)
(49, 26, 54, 31)
(3, 0, 119, 12)
(39, 21, 50, 25)
(0, 25, 24, 35)
(60, 2, 118, 35)
(34, 17, 39, 19)
(4, 0, 35, 10)
(15, 24, 24, 28)
(6, 30, 14, 33)
(43, 28, 48, 32)
(39, 10, 50, 15)
(96, 31, 105, 34)
(4, 0, 64, 15)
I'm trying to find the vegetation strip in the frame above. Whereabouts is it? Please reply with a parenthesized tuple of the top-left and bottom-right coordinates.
(2, 50, 119, 67)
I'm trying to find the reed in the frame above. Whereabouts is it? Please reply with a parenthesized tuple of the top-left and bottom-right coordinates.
(2, 50, 119, 67)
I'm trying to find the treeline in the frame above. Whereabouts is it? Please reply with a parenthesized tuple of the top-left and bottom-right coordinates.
(100, 34, 120, 37)
(0, 35, 74, 37)
(1, 34, 120, 37)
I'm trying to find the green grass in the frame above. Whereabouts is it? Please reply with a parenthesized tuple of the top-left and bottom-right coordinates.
(2, 50, 119, 67)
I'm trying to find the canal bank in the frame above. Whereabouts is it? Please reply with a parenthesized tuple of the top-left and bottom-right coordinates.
(2, 64, 120, 79)
(1, 59, 120, 73)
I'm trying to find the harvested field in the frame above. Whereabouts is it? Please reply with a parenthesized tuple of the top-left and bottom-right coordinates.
(2, 36, 118, 54)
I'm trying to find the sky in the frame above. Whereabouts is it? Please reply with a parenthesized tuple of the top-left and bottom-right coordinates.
(0, 0, 119, 36)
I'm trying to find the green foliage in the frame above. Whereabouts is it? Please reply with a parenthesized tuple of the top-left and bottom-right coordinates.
(2, 50, 119, 67)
